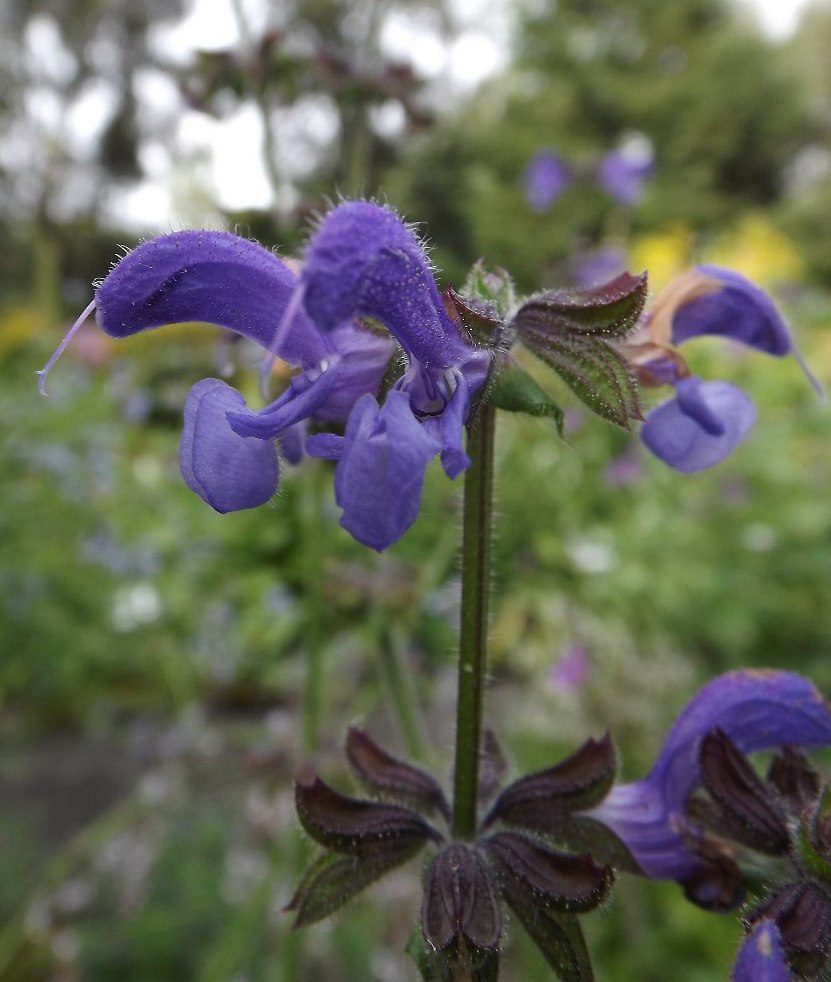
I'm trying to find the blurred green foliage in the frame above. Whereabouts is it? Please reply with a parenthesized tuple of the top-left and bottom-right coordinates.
(2, 0, 831, 978)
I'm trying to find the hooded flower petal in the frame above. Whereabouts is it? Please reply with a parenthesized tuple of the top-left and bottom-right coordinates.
(733, 921, 792, 982)
(669, 266, 791, 356)
(332, 390, 441, 551)
(587, 671, 831, 880)
(180, 379, 279, 512)
(524, 150, 571, 212)
(640, 378, 756, 472)
(95, 230, 328, 366)
(301, 200, 474, 369)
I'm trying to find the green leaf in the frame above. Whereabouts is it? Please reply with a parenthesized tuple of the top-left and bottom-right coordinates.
(488, 363, 564, 433)
(287, 841, 423, 927)
(503, 892, 595, 982)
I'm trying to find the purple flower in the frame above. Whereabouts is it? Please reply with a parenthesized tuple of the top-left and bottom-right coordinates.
(733, 922, 792, 982)
(524, 150, 571, 212)
(640, 377, 756, 473)
(622, 267, 817, 472)
(40, 202, 490, 550)
(597, 143, 655, 206)
(548, 645, 590, 693)
(586, 670, 831, 882)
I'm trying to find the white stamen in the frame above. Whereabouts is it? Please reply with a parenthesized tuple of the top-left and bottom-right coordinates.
(37, 297, 98, 396)
(259, 279, 307, 398)
(793, 344, 826, 401)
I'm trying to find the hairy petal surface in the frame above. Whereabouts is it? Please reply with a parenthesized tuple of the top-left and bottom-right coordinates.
(302, 201, 473, 369)
(587, 671, 831, 880)
(180, 379, 279, 513)
(640, 378, 756, 472)
(96, 230, 328, 366)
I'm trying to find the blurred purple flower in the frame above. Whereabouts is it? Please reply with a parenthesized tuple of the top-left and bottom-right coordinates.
(597, 141, 655, 206)
(733, 922, 792, 982)
(548, 645, 590, 693)
(603, 447, 643, 487)
(574, 247, 628, 289)
(40, 201, 490, 550)
(620, 267, 817, 473)
(524, 150, 570, 212)
(586, 670, 831, 883)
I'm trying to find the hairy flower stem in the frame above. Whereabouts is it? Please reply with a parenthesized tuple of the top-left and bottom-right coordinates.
(452, 401, 496, 839)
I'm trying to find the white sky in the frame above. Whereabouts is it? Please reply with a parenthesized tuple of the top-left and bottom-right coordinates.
(102, 0, 822, 226)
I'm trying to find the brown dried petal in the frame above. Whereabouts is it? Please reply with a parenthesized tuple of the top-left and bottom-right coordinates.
(700, 730, 789, 855)
(421, 843, 502, 952)
(484, 831, 612, 913)
(345, 727, 450, 820)
(767, 746, 821, 816)
(484, 734, 616, 830)
(288, 841, 424, 927)
(295, 776, 441, 854)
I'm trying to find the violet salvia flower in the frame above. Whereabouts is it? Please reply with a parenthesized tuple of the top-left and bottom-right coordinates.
(597, 141, 655, 206)
(585, 670, 831, 884)
(621, 267, 819, 472)
(39, 202, 490, 550)
(733, 922, 792, 982)
(524, 150, 571, 212)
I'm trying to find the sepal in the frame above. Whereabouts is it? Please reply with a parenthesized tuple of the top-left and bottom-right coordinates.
(483, 734, 616, 829)
(345, 727, 450, 820)
(484, 831, 612, 913)
(749, 881, 831, 978)
(421, 844, 502, 981)
(294, 775, 442, 854)
(514, 272, 648, 340)
(513, 273, 647, 429)
(699, 730, 790, 855)
(487, 361, 565, 432)
(287, 845, 424, 927)
(499, 885, 596, 982)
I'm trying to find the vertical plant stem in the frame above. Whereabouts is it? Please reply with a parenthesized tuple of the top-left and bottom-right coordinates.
(451, 401, 496, 840)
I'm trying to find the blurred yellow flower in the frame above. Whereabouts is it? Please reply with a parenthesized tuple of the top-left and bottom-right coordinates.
(704, 214, 805, 288)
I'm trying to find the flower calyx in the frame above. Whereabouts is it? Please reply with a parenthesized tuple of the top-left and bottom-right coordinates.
(291, 728, 623, 982)
(687, 730, 831, 979)
(510, 271, 649, 431)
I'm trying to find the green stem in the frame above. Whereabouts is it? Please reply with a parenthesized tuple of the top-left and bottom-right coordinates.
(451, 401, 496, 840)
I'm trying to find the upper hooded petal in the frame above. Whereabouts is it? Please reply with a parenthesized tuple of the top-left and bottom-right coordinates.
(301, 201, 473, 369)
(333, 391, 441, 551)
(671, 266, 792, 356)
(180, 379, 280, 513)
(640, 378, 756, 472)
(95, 230, 328, 367)
(587, 670, 831, 880)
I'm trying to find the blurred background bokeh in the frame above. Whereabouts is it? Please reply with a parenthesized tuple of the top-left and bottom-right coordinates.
(2, 0, 831, 979)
